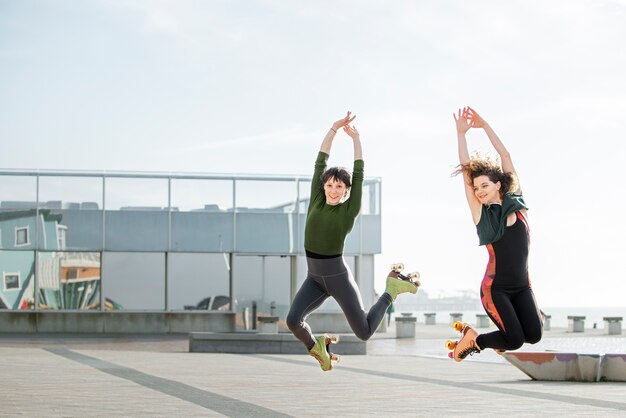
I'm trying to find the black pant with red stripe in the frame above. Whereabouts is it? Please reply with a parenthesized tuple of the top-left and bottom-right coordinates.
(477, 283, 543, 350)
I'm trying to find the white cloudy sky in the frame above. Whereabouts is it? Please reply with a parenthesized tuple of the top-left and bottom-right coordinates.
(1, 0, 626, 307)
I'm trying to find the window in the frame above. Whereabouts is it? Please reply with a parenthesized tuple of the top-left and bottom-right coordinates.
(57, 225, 67, 250)
(67, 268, 78, 280)
(15, 226, 29, 246)
(4, 273, 20, 291)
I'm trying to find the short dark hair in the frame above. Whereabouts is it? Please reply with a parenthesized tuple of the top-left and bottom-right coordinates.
(321, 167, 352, 188)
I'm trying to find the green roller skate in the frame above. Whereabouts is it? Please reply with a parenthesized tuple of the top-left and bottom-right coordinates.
(386, 262, 420, 301)
(309, 334, 340, 371)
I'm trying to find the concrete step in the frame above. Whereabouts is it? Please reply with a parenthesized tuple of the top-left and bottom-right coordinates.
(189, 332, 366, 355)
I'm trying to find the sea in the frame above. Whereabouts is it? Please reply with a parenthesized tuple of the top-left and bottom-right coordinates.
(393, 306, 626, 329)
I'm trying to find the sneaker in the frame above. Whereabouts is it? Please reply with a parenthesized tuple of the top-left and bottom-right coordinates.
(309, 335, 332, 371)
(385, 272, 418, 301)
(453, 326, 481, 362)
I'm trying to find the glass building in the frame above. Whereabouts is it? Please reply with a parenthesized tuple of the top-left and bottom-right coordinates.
(0, 169, 382, 333)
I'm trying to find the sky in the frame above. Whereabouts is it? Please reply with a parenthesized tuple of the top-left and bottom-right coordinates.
(1, 0, 626, 308)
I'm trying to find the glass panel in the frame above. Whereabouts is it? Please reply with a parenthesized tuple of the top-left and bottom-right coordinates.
(361, 180, 381, 215)
(0, 177, 38, 251)
(104, 178, 168, 210)
(37, 251, 101, 310)
(104, 178, 168, 251)
(235, 180, 297, 213)
(38, 176, 102, 210)
(235, 180, 296, 253)
(298, 180, 312, 214)
(170, 178, 233, 212)
(38, 176, 103, 251)
(0, 210, 37, 250)
(102, 252, 165, 310)
(167, 253, 230, 310)
(0, 176, 37, 212)
(170, 179, 234, 252)
(234, 255, 291, 330)
(0, 250, 35, 310)
(294, 180, 311, 253)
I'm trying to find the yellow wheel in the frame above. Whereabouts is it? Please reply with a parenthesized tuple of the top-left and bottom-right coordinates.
(453, 321, 464, 332)
(445, 340, 457, 350)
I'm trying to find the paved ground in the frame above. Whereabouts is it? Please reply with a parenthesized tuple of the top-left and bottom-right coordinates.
(1, 324, 625, 417)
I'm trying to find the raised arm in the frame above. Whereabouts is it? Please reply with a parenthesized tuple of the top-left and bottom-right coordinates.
(342, 122, 363, 215)
(454, 107, 482, 224)
(467, 107, 521, 194)
(343, 123, 362, 161)
(320, 111, 356, 154)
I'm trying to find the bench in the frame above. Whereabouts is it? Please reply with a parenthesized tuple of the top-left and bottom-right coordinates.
(450, 313, 463, 325)
(395, 314, 416, 338)
(567, 315, 586, 333)
(257, 316, 279, 334)
(424, 312, 436, 325)
(543, 314, 551, 331)
(603, 317, 623, 335)
(476, 314, 490, 328)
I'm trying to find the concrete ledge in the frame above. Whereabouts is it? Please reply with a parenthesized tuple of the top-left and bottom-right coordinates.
(305, 312, 352, 333)
(167, 312, 236, 333)
(449, 313, 463, 324)
(603, 317, 623, 335)
(257, 316, 279, 334)
(476, 314, 490, 328)
(603, 354, 626, 381)
(189, 332, 367, 354)
(503, 352, 626, 382)
(543, 314, 551, 331)
(395, 315, 416, 338)
(0, 311, 236, 334)
(424, 313, 436, 325)
(567, 315, 586, 333)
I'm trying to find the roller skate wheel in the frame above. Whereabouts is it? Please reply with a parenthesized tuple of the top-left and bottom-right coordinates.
(407, 272, 420, 280)
(445, 340, 457, 350)
(390, 262, 404, 272)
(326, 334, 340, 344)
(453, 321, 464, 331)
(330, 354, 341, 362)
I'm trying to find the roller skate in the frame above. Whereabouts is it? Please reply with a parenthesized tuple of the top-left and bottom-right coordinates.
(445, 321, 481, 362)
(309, 334, 340, 371)
(386, 263, 420, 301)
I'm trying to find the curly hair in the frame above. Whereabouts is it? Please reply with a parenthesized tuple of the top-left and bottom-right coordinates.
(453, 154, 518, 198)
(321, 167, 352, 188)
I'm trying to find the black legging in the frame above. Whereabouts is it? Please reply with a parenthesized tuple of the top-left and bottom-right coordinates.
(287, 256, 392, 349)
(477, 283, 543, 350)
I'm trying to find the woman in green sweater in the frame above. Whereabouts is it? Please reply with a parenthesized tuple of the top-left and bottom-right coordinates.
(286, 112, 419, 371)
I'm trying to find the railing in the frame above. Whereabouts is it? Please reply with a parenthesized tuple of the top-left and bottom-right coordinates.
(0, 169, 382, 317)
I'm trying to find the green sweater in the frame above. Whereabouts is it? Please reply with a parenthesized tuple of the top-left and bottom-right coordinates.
(476, 193, 527, 245)
(304, 151, 364, 255)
